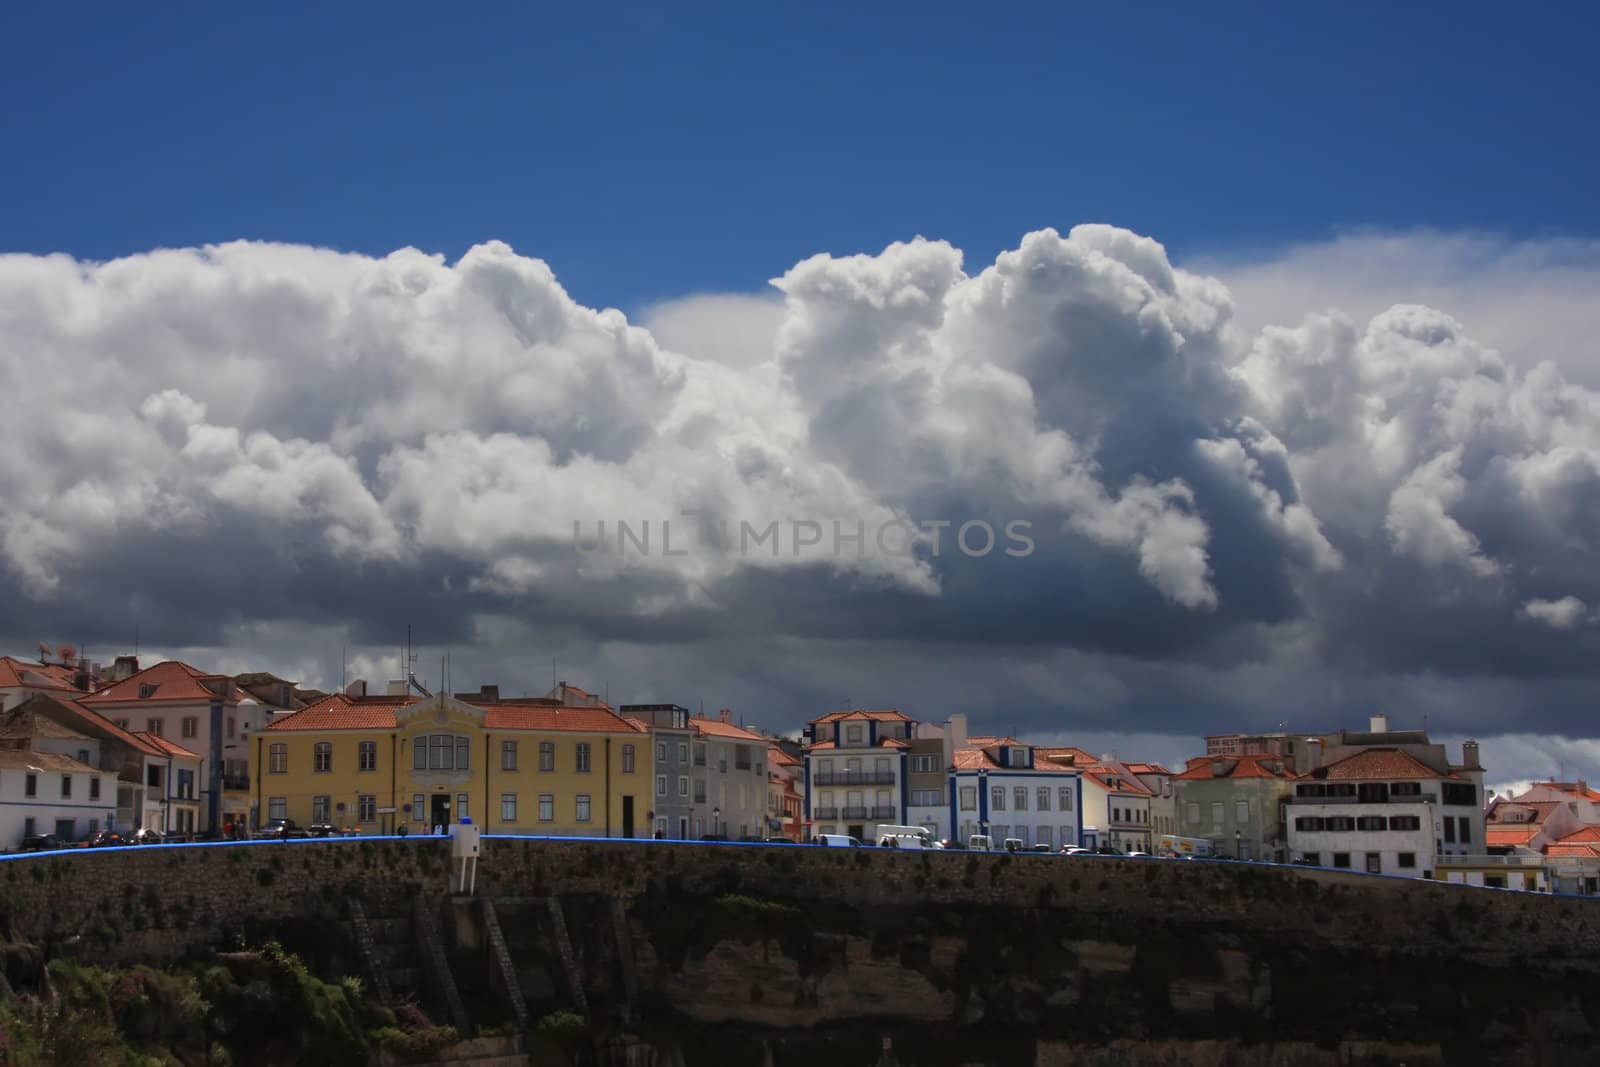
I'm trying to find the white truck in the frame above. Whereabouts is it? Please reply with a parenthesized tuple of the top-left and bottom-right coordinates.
(1157, 834, 1214, 859)
(876, 825, 939, 849)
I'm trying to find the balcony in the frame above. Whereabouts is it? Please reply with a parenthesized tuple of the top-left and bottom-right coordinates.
(222, 773, 250, 791)
(813, 771, 896, 786)
(1289, 792, 1437, 805)
(813, 806, 840, 819)
(1435, 853, 1545, 868)
(841, 806, 869, 819)
(870, 806, 897, 819)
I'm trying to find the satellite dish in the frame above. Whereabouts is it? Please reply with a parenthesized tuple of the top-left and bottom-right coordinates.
(58, 645, 76, 663)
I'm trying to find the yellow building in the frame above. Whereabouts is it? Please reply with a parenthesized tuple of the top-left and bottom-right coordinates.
(257, 685, 649, 837)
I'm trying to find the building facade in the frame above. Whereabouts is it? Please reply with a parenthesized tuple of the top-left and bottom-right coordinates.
(949, 738, 1083, 850)
(619, 704, 696, 839)
(689, 712, 772, 840)
(0, 748, 117, 846)
(803, 709, 914, 843)
(260, 688, 649, 837)
(1173, 753, 1295, 861)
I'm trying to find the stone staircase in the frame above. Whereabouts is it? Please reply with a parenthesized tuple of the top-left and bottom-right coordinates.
(478, 898, 528, 1031)
(545, 895, 589, 1018)
(347, 898, 394, 1004)
(414, 895, 473, 1036)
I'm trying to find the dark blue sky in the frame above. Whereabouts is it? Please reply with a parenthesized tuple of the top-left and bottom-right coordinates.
(2, 1, 1595, 313)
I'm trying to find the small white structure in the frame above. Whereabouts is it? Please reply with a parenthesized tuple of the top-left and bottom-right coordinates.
(0, 749, 117, 845)
(449, 818, 481, 895)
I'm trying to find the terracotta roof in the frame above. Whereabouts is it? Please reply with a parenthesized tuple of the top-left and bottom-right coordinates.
(809, 709, 911, 724)
(769, 746, 800, 767)
(266, 695, 407, 731)
(269, 694, 641, 734)
(1299, 748, 1453, 781)
(1175, 753, 1293, 781)
(0, 709, 92, 741)
(1555, 826, 1600, 844)
(691, 718, 770, 743)
(805, 737, 910, 751)
(951, 747, 1079, 774)
(1547, 843, 1600, 859)
(1080, 766, 1155, 795)
(1538, 781, 1600, 803)
(1485, 827, 1541, 847)
(132, 732, 201, 760)
(1124, 762, 1171, 775)
(81, 660, 235, 706)
(1489, 801, 1560, 826)
(4, 694, 171, 758)
(0, 748, 101, 774)
(0, 656, 81, 692)
(1034, 746, 1096, 765)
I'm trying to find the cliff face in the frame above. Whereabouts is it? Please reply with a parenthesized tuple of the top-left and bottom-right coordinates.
(3, 840, 1600, 1066)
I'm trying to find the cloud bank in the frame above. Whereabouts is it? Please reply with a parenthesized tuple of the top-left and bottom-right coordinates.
(3, 225, 1600, 782)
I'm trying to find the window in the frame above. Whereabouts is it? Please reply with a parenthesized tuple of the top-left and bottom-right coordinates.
(1332, 852, 1351, 868)
(314, 742, 332, 772)
(1060, 787, 1074, 812)
(415, 734, 470, 771)
(911, 790, 942, 806)
(114, 719, 129, 730)
(1037, 787, 1051, 811)
(313, 795, 331, 823)
(1458, 817, 1471, 845)
(1210, 802, 1223, 830)
(657, 775, 667, 796)
(1295, 816, 1324, 832)
(678, 776, 689, 796)
(227, 717, 236, 740)
(576, 743, 591, 773)
(1014, 786, 1027, 811)
(497, 740, 516, 771)
(182, 716, 198, 738)
(991, 786, 1006, 811)
(960, 786, 976, 811)
(412, 794, 425, 821)
(359, 741, 377, 771)
(1391, 781, 1422, 797)
(61, 774, 72, 798)
(177, 769, 195, 800)
(623, 744, 636, 773)
(539, 742, 555, 771)
(538, 794, 554, 821)
(1357, 815, 1388, 831)
(1441, 782, 1476, 806)
(1398, 852, 1416, 868)
(1366, 853, 1381, 874)
(456, 794, 469, 820)
(1390, 815, 1422, 831)
(501, 794, 517, 822)
(89, 777, 100, 800)
(1037, 826, 1052, 847)
(910, 754, 937, 773)
(576, 794, 592, 822)
(1325, 816, 1355, 832)
(76, 748, 90, 764)
(656, 741, 667, 763)
(268, 797, 287, 820)
(1235, 799, 1249, 823)
(1443, 819, 1456, 844)
(269, 743, 287, 773)
(846, 725, 863, 743)
(358, 795, 376, 821)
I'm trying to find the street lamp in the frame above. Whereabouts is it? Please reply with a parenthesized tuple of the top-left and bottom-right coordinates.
(1235, 828, 1242, 861)
(712, 806, 720, 839)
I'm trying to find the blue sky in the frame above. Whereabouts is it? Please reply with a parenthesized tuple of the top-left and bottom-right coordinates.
(3, 2, 1596, 313)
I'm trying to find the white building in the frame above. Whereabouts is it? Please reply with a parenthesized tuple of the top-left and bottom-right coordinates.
(803, 709, 914, 843)
(0, 748, 117, 846)
(949, 737, 1083, 850)
(688, 712, 772, 840)
(1286, 716, 1485, 877)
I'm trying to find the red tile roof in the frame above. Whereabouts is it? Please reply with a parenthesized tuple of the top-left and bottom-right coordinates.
(1299, 748, 1453, 781)
(805, 737, 909, 751)
(0, 749, 101, 774)
(952, 746, 1080, 774)
(0, 656, 81, 691)
(1485, 827, 1541, 847)
(1547, 843, 1600, 859)
(1079, 766, 1155, 795)
(769, 746, 800, 767)
(1124, 762, 1171, 775)
(6, 693, 171, 758)
(1489, 801, 1560, 826)
(1555, 826, 1600, 844)
(691, 718, 770, 743)
(809, 709, 910, 724)
(81, 660, 235, 705)
(268, 694, 640, 734)
(1538, 781, 1600, 803)
(133, 732, 201, 760)
(1175, 754, 1293, 781)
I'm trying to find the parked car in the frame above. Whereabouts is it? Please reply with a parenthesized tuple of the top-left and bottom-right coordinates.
(264, 818, 309, 839)
(307, 823, 340, 837)
(1126, 850, 1153, 859)
(1028, 843, 1053, 852)
(19, 834, 65, 852)
(83, 830, 127, 848)
(968, 835, 994, 851)
(816, 833, 861, 847)
(130, 828, 166, 846)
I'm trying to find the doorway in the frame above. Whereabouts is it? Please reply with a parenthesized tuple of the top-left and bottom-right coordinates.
(429, 793, 452, 831)
(622, 796, 635, 838)
(678, 816, 688, 840)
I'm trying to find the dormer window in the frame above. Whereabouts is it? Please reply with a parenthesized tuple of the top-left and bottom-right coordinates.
(139, 684, 157, 699)
(846, 725, 863, 744)
(1007, 745, 1030, 767)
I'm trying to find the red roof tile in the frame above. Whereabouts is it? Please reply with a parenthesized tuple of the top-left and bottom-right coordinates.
(691, 718, 770, 743)
(1555, 826, 1600, 844)
(270, 694, 642, 734)
(769, 746, 800, 767)
(0, 656, 81, 691)
(7, 693, 170, 758)
(1538, 781, 1600, 803)
(1485, 827, 1541, 847)
(1175, 754, 1293, 781)
(809, 709, 911, 724)
(483, 705, 639, 733)
(133, 732, 201, 760)
(82, 660, 235, 705)
(1299, 748, 1451, 781)
(1547, 843, 1600, 859)
(267, 695, 405, 731)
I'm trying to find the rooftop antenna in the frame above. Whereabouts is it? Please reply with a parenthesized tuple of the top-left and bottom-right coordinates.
(341, 641, 348, 692)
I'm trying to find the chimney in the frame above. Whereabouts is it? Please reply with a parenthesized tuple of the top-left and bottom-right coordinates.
(944, 714, 967, 769)
(345, 678, 368, 699)
(111, 655, 139, 682)
(1369, 713, 1389, 734)
(719, 708, 732, 724)
(1304, 738, 1324, 772)
(1462, 739, 1480, 769)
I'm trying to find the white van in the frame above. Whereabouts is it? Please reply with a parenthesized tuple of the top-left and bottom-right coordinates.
(968, 834, 993, 851)
(816, 833, 860, 847)
(876, 825, 936, 849)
